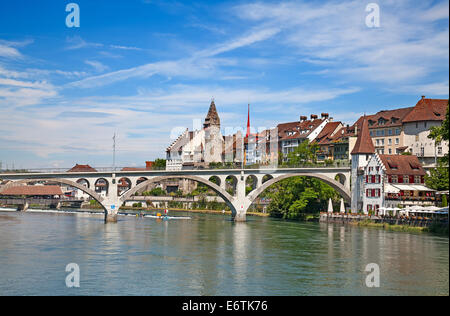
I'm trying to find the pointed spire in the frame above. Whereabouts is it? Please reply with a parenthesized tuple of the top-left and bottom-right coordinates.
(204, 99, 220, 129)
(246, 103, 251, 138)
(351, 115, 375, 155)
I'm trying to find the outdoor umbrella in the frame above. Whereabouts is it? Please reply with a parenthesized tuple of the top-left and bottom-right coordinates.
(340, 198, 345, 213)
(328, 198, 333, 213)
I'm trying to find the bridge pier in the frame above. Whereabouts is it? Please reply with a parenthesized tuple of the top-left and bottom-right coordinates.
(17, 201, 29, 212)
(234, 211, 246, 222)
(105, 211, 118, 223)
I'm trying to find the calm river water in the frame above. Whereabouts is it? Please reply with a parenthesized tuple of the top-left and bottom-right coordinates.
(0, 209, 448, 296)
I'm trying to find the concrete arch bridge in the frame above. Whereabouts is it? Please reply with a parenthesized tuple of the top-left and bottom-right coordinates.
(0, 167, 351, 222)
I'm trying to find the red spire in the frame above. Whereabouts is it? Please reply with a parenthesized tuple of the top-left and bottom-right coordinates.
(246, 103, 251, 138)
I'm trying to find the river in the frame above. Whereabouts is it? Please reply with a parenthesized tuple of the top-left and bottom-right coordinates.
(0, 209, 448, 296)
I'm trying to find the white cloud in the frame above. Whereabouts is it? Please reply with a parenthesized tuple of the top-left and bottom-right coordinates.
(85, 60, 109, 73)
(109, 44, 142, 51)
(234, 0, 449, 88)
(65, 36, 103, 50)
(67, 26, 281, 89)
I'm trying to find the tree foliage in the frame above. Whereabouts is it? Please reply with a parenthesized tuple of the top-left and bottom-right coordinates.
(283, 140, 319, 166)
(153, 159, 167, 169)
(428, 102, 449, 164)
(426, 102, 449, 190)
(425, 162, 449, 191)
(266, 176, 339, 220)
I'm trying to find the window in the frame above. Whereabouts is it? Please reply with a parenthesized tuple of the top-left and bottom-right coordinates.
(416, 122, 419, 128)
(424, 122, 427, 128)
(388, 139, 392, 145)
(388, 129, 393, 136)
(420, 147, 425, 157)
(392, 175, 398, 183)
(438, 147, 442, 155)
(389, 148, 392, 154)
(404, 175, 409, 183)
(381, 139, 385, 145)
(395, 138, 399, 145)
(415, 176, 421, 184)
(395, 128, 401, 135)
(415, 135, 419, 142)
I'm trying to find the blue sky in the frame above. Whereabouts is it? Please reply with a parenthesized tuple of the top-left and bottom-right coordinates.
(0, 0, 448, 169)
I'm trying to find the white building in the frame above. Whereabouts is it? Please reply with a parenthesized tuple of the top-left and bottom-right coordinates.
(166, 100, 224, 170)
(401, 97, 449, 167)
(351, 116, 436, 214)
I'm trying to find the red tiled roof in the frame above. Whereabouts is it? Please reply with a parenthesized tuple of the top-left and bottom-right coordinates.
(378, 155, 426, 176)
(0, 185, 63, 196)
(67, 164, 97, 172)
(403, 98, 448, 123)
(314, 122, 342, 145)
(351, 116, 375, 154)
(278, 119, 325, 140)
(353, 107, 414, 129)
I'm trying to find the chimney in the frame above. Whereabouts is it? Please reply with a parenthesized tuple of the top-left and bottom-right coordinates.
(311, 114, 318, 120)
(421, 95, 425, 100)
(355, 125, 358, 136)
(300, 116, 307, 122)
(145, 161, 153, 170)
(321, 113, 329, 119)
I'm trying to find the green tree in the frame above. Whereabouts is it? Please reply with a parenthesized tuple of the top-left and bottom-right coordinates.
(441, 194, 448, 207)
(428, 102, 449, 164)
(145, 187, 166, 196)
(284, 140, 318, 166)
(425, 163, 449, 191)
(153, 159, 167, 170)
(266, 176, 339, 220)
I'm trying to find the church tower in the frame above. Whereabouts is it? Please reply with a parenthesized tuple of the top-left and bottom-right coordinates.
(204, 100, 221, 129)
(203, 100, 223, 163)
(350, 116, 375, 213)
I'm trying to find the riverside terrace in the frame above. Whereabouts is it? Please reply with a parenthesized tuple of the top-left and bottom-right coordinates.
(0, 166, 351, 223)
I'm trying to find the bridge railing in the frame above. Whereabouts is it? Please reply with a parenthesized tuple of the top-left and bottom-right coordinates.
(0, 161, 350, 175)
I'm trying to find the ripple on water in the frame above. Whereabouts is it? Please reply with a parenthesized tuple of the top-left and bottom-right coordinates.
(0, 210, 448, 296)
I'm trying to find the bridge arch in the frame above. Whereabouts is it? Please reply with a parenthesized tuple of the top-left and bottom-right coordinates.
(76, 178, 91, 189)
(0, 178, 106, 212)
(136, 177, 148, 186)
(120, 175, 237, 215)
(335, 173, 347, 187)
(247, 173, 351, 206)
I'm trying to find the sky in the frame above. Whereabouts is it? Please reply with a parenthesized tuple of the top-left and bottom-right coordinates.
(0, 0, 448, 169)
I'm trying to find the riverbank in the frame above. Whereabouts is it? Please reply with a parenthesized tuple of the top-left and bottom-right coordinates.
(77, 204, 270, 217)
(321, 213, 449, 235)
(118, 206, 270, 217)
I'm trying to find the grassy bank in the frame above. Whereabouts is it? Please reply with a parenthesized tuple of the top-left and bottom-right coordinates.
(349, 219, 449, 235)
(116, 206, 270, 217)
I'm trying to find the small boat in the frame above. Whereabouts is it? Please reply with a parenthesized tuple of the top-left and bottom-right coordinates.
(144, 214, 191, 220)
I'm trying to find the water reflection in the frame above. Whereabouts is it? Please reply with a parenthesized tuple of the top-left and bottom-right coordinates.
(0, 211, 447, 296)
